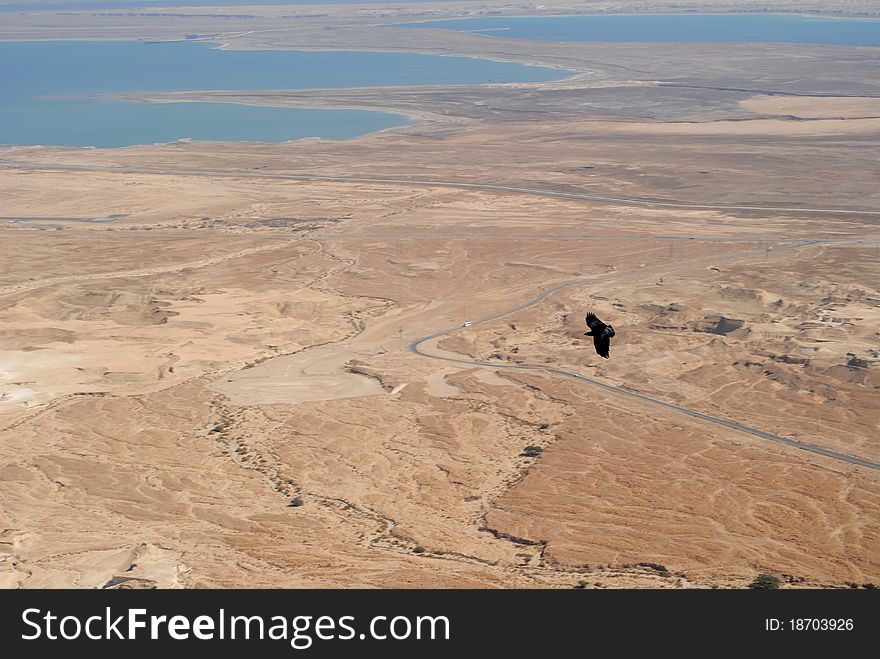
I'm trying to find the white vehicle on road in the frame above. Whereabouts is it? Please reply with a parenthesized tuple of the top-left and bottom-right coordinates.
(462, 321, 473, 327)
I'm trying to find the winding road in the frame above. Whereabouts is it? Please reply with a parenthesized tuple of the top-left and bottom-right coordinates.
(410, 241, 880, 472)
(4, 157, 878, 470)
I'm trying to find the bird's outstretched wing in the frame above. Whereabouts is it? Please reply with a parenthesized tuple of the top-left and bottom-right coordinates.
(585, 312, 606, 335)
(585, 313, 613, 358)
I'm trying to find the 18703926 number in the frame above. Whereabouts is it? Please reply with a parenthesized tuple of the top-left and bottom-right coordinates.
(790, 619, 853, 631)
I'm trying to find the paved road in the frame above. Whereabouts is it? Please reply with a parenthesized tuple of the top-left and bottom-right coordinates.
(5, 157, 877, 469)
(3, 159, 880, 217)
(410, 243, 880, 472)
(0, 238, 299, 297)
(316, 234, 880, 244)
(0, 214, 126, 223)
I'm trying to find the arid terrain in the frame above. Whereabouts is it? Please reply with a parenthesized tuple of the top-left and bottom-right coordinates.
(1, 0, 879, 589)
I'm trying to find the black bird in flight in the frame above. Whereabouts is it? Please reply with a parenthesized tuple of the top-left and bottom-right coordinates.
(585, 312, 615, 359)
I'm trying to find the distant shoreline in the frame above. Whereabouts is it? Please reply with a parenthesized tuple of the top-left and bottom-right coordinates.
(3, 9, 877, 148)
(2, 40, 569, 148)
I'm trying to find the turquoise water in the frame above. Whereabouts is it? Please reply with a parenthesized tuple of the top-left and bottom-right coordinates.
(0, 40, 567, 147)
(0, 0, 460, 10)
(399, 13, 880, 46)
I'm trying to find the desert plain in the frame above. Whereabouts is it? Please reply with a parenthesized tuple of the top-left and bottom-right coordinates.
(1, 0, 879, 589)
